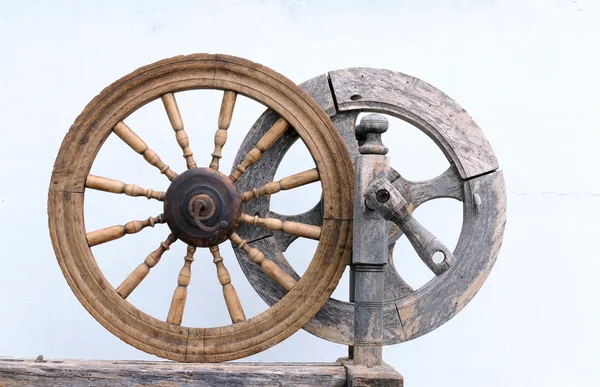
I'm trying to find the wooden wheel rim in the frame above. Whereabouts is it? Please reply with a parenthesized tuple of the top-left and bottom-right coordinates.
(48, 54, 353, 362)
(234, 68, 506, 345)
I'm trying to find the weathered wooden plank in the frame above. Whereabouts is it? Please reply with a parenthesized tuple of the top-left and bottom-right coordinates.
(328, 67, 499, 179)
(0, 358, 347, 387)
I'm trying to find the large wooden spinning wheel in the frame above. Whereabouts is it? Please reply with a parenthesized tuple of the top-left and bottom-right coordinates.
(235, 68, 507, 345)
(48, 54, 353, 362)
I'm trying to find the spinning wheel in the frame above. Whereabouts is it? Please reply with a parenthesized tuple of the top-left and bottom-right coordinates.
(234, 68, 507, 345)
(48, 54, 354, 362)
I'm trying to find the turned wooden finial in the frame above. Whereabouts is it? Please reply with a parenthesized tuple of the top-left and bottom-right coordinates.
(355, 114, 389, 155)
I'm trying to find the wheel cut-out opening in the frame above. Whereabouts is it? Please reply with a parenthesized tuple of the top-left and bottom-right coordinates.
(282, 237, 318, 279)
(350, 94, 362, 101)
(356, 113, 450, 182)
(270, 139, 321, 215)
(392, 198, 462, 290)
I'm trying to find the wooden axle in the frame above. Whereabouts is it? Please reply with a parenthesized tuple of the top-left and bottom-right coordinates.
(241, 168, 319, 201)
(85, 174, 165, 201)
(86, 214, 165, 247)
(240, 213, 321, 240)
(230, 232, 296, 291)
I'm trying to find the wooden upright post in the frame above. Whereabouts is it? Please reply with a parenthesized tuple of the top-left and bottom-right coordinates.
(351, 114, 389, 365)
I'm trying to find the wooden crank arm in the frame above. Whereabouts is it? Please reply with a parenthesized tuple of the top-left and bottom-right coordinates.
(364, 178, 455, 275)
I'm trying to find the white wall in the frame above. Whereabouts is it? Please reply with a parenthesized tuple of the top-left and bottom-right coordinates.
(1, 0, 599, 385)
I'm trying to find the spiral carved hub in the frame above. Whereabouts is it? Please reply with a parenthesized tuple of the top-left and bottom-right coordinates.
(164, 167, 241, 247)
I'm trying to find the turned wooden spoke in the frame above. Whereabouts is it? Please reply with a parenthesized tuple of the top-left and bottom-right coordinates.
(85, 174, 165, 201)
(210, 91, 238, 171)
(86, 214, 165, 247)
(240, 213, 321, 240)
(113, 121, 178, 181)
(116, 234, 177, 299)
(241, 168, 319, 201)
(161, 93, 197, 169)
(166, 245, 196, 326)
(209, 246, 246, 324)
(229, 117, 289, 182)
(230, 232, 296, 291)
(268, 204, 323, 252)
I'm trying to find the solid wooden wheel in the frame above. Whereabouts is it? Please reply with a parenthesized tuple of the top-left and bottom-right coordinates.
(234, 68, 506, 345)
(48, 54, 353, 362)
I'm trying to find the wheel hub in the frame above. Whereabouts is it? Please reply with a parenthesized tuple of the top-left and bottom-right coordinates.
(164, 167, 241, 247)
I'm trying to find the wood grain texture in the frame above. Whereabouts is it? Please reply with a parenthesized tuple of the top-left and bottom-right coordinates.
(233, 71, 505, 346)
(0, 358, 348, 387)
(48, 54, 353, 362)
(341, 359, 404, 387)
(328, 67, 499, 179)
(351, 152, 389, 366)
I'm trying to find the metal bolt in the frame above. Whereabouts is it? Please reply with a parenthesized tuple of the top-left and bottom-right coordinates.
(219, 221, 229, 229)
(376, 189, 390, 203)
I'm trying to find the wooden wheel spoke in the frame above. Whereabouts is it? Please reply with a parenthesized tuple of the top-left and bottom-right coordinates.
(161, 93, 197, 169)
(209, 91, 237, 171)
(166, 245, 196, 325)
(241, 168, 319, 201)
(268, 203, 323, 251)
(113, 121, 178, 181)
(85, 174, 165, 201)
(116, 234, 177, 299)
(389, 165, 464, 210)
(240, 213, 321, 240)
(230, 232, 296, 291)
(209, 246, 246, 324)
(229, 117, 290, 182)
(86, 214, 165, 247)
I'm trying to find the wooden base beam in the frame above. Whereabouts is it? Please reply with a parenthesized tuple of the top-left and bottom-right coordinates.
(0, 357, 403, 386)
